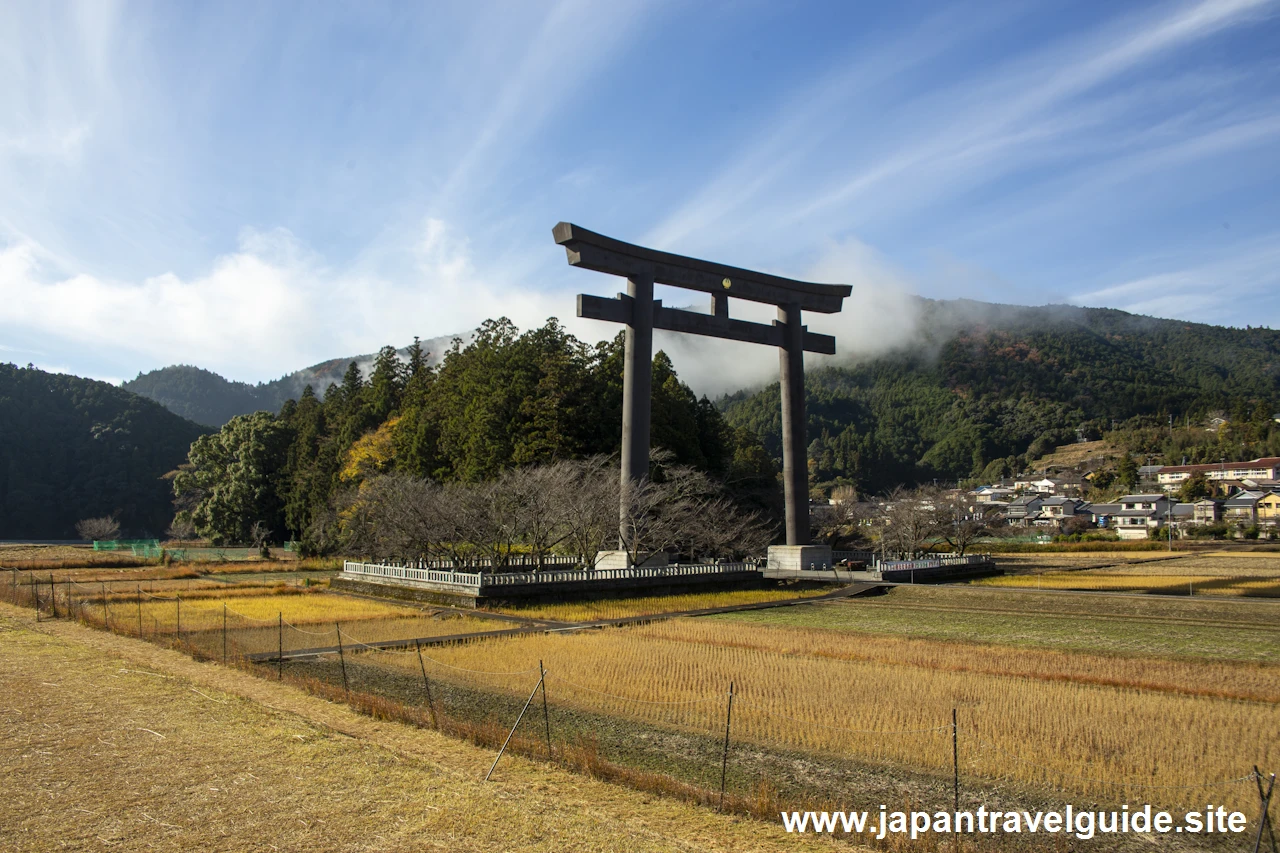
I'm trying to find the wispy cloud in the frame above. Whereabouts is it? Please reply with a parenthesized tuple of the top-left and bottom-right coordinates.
(787, 0, 1273, 225)
(1072, 235, 1280, 323)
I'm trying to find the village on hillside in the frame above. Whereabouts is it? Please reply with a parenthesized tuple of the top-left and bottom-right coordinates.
(822, 453, 1280, 544)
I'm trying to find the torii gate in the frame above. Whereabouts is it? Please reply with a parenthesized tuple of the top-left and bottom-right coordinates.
(554, 223, 851, 572)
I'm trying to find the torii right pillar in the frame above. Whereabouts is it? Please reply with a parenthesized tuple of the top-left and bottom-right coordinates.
(766, 302, 833, 575)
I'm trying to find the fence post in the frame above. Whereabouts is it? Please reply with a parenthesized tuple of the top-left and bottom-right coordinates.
(33, 577, 40, 623)
(102, 581, 108, 629)
(335, 622, 349, 697)
(415, 640, 438, 729)
(1254, 766, 1276, 853)
(278, 613, 284, 680)
(223, 603, 228, 665)
(49, 575, 56, 619)
(953, 708, 959, 812)
(485, 668, 547, 782)
(137, 587, 142, 637)
(719, 680, 735, 811)
(540, 659, 551, 760)
(175, 597, 181, 645)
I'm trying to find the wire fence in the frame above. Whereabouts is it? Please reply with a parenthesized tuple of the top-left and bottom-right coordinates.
(2, 566, 1275, 838)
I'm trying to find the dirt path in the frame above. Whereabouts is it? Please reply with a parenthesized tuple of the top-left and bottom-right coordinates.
(0, 602, 851, 853)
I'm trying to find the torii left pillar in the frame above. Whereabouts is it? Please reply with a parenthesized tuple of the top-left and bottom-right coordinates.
(619, 269, 654, 546)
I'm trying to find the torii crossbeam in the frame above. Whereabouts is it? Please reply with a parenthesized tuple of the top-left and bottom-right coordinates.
(554, 222, 851, 570)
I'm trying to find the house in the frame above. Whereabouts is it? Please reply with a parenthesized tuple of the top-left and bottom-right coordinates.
(973, 486, 1015, 504)
(1035, 496, 1087, 527)
(1005, 495, 1044, 526)
(1192, 499, 1222, 524)
(1085, 502, 1121, 527)
(1258, 492, 1280, 527)
(1223, 491, 1265, 524)
(1113, 494, 1175, 540)
(1242, 478, 1280, 490)
(1157, 457, 1280, 488)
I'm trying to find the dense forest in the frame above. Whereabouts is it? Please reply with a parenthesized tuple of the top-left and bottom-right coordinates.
(122, 365, 274, 428)
(173, 319, 778, 548)
(124, 333, 458, 427)
(722, 300, 1280, 493)
(0, 363, 209, 538)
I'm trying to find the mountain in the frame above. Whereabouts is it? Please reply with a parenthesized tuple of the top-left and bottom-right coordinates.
(720, 300, 1280, 493)
(0, 363, 210, 538)
(123, 334, 463, 427)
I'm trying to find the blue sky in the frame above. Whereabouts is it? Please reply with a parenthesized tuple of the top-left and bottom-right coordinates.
(2, 0, 1278, 391)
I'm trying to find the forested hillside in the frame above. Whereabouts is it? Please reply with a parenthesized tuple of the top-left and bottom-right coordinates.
(122, 365, 270, 427)
(173, 319, 777, 548)
(721, 300, 1280, 493)
(0, 364, 209, 538)
(124, 333, 460, 427)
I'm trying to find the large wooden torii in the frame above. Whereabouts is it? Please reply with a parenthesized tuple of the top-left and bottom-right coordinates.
(554, 223, 851, 571)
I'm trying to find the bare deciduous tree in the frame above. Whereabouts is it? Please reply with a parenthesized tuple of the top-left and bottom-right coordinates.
(164, 516, 197, 542)
(554, 456, 618, 567)
(930, 492, 988, 556)
(327, 452, 772, 568)
(875, 487, 939, 559)
(76, 515, 120, 542)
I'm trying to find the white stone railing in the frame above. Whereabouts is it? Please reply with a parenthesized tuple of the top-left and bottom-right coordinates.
(366, 555, 582, 571)
(878, 555, 991, 571)
(479, 562, 749, 586)
(342, 562, 483, 588)
(341, 560, 750, 590)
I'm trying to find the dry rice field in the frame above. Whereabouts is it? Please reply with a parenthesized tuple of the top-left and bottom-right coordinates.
(356, 615, 1280, 814)
(488, 587, 831, 622)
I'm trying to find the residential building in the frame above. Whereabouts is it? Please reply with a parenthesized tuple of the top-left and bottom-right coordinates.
(1085, 502, 1120, 527)
(1138, 465, 1163, 486)
(1258, 493, 1280, 527)
(973, 486, 1015, 504)
(1005, 495, 1044, 526)
(1114, 494, 1175, 540)
(1157, 457, 1280, 488)
(1036, 496, 1087, 527)
(1223, 491, 1265, 524)
(1192, 499, 1222, 524)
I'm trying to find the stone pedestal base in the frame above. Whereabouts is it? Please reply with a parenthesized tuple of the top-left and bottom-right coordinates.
(766, 545, 833, 573)
(594, 550, 670, 570)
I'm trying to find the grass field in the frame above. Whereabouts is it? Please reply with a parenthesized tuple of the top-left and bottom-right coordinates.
(977, 551, 1280, 596)
(975, 571, 1280, 596)
(721, 585, 1280, 661)
(488, 586, 832, 623)
(0, 606, 835, 853)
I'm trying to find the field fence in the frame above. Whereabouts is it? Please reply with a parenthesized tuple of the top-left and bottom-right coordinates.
(1, 567, 1274, 832)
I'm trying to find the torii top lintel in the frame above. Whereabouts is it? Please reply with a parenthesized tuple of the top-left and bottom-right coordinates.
(553, 222, 852, 315)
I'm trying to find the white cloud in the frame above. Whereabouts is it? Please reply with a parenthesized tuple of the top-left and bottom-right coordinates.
(0, 219, 588, 383)
(630, 236, 925, 397)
